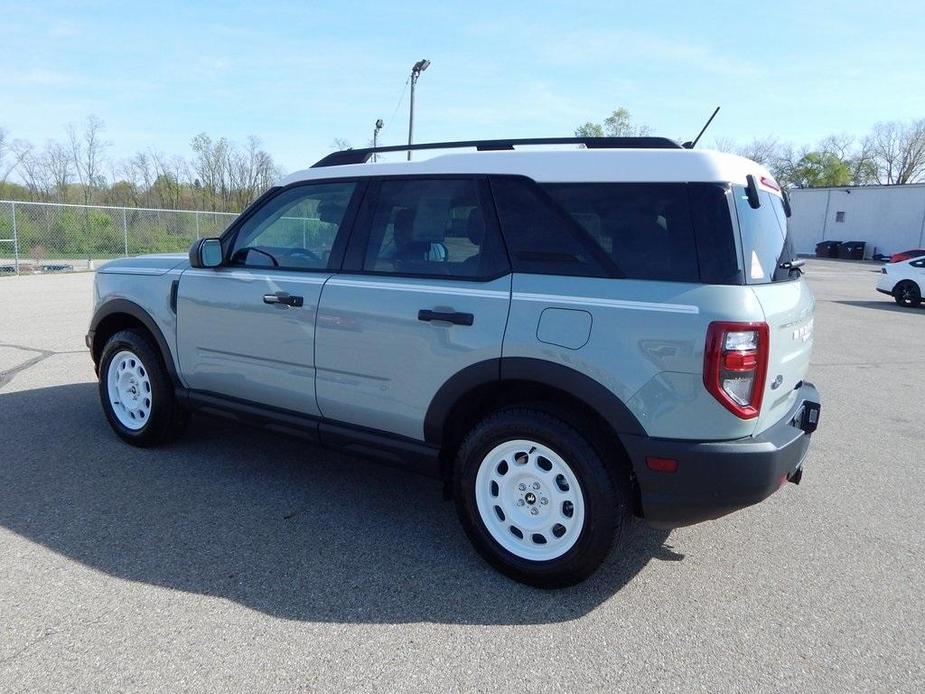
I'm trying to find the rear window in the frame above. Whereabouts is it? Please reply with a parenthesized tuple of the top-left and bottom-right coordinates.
(733, 187, 797, 283)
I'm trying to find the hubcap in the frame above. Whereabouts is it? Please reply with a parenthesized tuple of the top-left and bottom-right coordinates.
(474, 439, 586, 561)
(106, 350, 152, 430)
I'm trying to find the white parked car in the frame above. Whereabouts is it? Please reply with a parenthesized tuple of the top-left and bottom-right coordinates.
(877, 256, 925, 307)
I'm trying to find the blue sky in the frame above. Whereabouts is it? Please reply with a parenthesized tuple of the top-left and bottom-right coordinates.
(2, 0, 923, 174)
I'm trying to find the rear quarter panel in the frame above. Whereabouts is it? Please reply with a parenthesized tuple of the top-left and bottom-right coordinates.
(504, 274, 768, 441)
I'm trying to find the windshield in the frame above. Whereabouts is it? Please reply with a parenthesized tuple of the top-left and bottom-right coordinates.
(733, 186, 798, 283)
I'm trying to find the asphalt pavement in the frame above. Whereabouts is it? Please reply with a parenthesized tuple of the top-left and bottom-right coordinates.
(0, 260, 922, 692)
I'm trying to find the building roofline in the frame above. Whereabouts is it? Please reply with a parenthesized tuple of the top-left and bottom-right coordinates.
(789, 182, 925, 192)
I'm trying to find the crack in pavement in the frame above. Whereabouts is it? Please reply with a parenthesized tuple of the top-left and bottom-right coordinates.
(0, 628, 58, 669)
(0, 610, 112, 670)
(0, 343, 89, 390)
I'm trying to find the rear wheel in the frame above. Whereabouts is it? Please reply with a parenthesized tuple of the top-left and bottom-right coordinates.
(894, 280, 922, 307)
(454, 407, 627, 588)
(98, 329, 188, 447)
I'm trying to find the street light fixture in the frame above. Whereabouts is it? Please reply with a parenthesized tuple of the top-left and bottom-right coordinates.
(407, 59, 430, 161)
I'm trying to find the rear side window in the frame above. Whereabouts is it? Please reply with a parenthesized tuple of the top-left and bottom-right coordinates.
(361, 178, 508, 279)
(489, 177, 613, 277)
(733, 187, 797, 283)
(541, 183, 701, 282)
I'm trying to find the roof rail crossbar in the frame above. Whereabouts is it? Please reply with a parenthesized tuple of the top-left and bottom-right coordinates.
(312, 136, 683, 167)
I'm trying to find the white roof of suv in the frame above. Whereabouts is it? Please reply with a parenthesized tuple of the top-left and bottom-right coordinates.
(280, 148, 776, 190)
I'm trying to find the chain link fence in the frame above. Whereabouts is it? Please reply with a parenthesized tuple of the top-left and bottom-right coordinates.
(0, 200, 238, 276)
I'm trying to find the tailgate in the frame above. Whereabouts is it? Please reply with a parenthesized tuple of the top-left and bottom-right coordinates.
(751, 277, 815, 435)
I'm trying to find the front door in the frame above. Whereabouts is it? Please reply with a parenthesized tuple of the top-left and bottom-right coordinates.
(176, 181, 360, 415)
(315, 177, 512, 440)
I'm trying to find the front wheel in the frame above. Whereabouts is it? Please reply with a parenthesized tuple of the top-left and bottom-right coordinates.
(454, 408, 628, 588)
(894, 281, 922, 307)
(98, 329, 188, 447)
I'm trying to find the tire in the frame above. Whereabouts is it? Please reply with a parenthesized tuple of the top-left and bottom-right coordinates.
(894, 281, 922, 307)
(98, 328, 188, 447)
(453, 407, 628, 588)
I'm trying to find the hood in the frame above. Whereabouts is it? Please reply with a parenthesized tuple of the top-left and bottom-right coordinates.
(97, 253, 189, 276)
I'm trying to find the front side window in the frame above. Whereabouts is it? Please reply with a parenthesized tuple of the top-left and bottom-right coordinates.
(230, 182, 357, 270)
(362, 178, 507, 278)
(733, 187, 797, 283)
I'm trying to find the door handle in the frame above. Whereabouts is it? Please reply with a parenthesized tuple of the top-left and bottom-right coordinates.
(417, 309, 474, 326)
(263, 292, 304, 307)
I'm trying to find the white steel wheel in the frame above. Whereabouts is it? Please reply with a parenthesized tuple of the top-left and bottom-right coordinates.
(106, 349, 153, 430)
(474, 439, 586, 562)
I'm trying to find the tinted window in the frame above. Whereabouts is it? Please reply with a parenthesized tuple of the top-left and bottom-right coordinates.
(541, 183, 700, 282)
(688, 183, 741, 284)
(490, 177, 612, 277)
(231, 182, 356, 270)
(362, 178, 507, 278)
(733, 187, 797, 283)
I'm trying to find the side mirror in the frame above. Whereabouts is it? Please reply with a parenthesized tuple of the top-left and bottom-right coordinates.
(189, 238, 223, 268)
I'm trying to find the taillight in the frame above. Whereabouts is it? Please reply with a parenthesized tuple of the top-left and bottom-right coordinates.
(703, 321, 769, 419)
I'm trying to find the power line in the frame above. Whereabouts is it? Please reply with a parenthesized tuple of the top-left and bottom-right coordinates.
(380, 77, 410, 141)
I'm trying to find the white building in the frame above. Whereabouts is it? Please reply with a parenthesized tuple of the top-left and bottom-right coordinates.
(789, 183, 925, 257)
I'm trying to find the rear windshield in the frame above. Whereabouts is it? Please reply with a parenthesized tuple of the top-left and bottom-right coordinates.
(732, 186, 798, 283)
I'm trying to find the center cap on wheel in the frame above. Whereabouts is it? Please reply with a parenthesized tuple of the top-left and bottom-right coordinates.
(525, 492, 536, 505)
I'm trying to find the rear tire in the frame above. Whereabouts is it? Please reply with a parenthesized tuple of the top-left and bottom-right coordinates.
(454, 407, 628, 588)
(98, 329, 188, 447)
(894, 281, 922, 307)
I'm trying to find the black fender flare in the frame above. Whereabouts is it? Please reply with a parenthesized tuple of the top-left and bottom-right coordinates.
(423, 357, 646, 445)
(88, 298, 180, 383)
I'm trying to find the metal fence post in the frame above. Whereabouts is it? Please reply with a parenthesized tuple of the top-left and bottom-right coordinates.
(122, 207, 129, 256)
(12, 201, 19, 275)
(195, 211, 200, 239)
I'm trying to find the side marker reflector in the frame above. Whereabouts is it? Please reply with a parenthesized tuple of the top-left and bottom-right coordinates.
(646, 457, 679, 474)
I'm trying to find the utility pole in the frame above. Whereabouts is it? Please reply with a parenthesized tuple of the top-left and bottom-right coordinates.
(372, 119, 383, 162)
(407, 59, 430, 161)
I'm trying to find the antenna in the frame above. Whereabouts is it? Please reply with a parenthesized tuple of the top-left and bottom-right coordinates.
(684, 107, 720, 149)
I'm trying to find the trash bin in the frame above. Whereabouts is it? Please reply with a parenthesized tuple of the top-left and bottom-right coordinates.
(838, 241, 866, 260)
(815, 241, 842, 258)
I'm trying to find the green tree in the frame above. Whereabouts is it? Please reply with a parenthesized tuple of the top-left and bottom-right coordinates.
(574, 107, 650, 138)
(790, 151, 852, 188)
(574, 122, 605, 138)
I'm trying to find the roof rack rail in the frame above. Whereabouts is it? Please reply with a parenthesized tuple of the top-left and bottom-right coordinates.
(312, 136, 683, 167)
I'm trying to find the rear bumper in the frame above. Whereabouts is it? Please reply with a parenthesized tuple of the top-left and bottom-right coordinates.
(622, 382, 821, 528)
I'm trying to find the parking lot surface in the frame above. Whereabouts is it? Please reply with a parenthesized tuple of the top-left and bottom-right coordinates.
(0, 260, 923, 692)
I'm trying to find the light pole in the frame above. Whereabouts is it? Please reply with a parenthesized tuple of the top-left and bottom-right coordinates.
(372, 119, 383, 162)
(407, 59, 430, 160)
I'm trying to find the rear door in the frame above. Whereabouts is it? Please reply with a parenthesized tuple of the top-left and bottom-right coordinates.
(176, 181, 361, 415)
(733, 185, 815, 434)
(314, 176, 511, 440)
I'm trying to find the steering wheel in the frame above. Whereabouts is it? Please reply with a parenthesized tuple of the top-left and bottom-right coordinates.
(232, 246, 279, 267)
(289, 248, 322, 263)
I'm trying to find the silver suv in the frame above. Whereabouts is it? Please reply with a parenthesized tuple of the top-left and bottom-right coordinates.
(87, 137, 821, 587)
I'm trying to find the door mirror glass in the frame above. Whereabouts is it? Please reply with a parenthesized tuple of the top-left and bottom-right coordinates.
(201, 239, 223, 267)
(189, 238, 223, 268)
